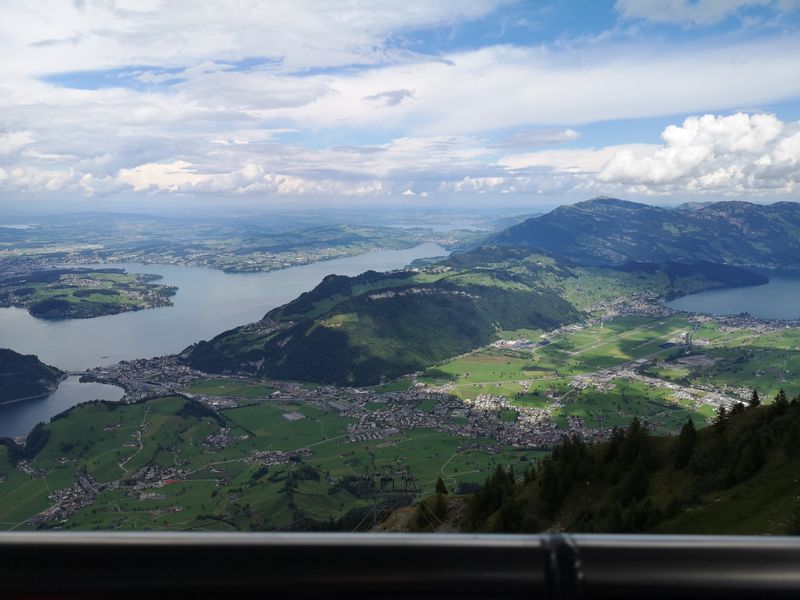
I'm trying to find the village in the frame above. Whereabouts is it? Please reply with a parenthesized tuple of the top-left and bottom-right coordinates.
(75, 294, 798, 462)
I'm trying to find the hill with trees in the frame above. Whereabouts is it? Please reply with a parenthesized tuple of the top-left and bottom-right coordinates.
(0, 349, 62, 403)
(396, 390, 800, 535)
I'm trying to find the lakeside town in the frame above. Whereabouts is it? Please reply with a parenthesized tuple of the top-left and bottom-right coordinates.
(72, 291, 796, 456)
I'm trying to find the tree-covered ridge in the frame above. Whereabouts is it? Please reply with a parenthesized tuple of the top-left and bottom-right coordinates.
(185, 244, 765, 386)
(492, 197, 800, 270)
(0, 349, 62, 403)
(456, 390, 800, 535)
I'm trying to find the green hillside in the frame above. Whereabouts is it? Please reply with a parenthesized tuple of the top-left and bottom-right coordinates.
(492, 197, 800, 270)
(0, 349, 62, 404)
(186, 245, 765, 386)
(434, 391, 800, 535)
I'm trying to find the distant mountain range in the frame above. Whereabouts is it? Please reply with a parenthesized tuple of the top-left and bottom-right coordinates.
(491, 197, 800, 270)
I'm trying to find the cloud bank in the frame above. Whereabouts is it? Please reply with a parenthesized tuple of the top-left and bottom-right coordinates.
(0, 2, 799, 202)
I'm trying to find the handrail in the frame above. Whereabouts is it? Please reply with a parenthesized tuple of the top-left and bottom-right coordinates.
(1, 533, 799, 598)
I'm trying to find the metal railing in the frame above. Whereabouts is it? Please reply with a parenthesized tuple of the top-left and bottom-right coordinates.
(2, 532, 800, 598)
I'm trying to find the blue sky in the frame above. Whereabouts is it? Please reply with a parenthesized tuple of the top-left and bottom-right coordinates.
(1, 0, 799, 206)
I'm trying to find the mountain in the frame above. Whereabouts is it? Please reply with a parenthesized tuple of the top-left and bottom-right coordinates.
(390, 391, 800, 535)
(0, 349, 62, 403)
(491, 197, 800, 269)
(186, 258, 579, 385)
(185, 245, 764, 386)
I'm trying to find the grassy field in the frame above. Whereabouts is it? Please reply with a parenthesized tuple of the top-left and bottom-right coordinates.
(183, 379, 277, 399)
(698, 327, 800, 399)
(418, 314, 793, 435)
(0, 392, 532, 532)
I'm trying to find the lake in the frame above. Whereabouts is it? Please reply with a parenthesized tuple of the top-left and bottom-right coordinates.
(0, 243, 447, 371)
(666, 274, 800, 320)
(0, 376, 125, 438)
(0, 243, 447, 437)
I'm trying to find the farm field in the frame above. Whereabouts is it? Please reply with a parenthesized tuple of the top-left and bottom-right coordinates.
(183, 378, 277, 399)
(419, 314, 793, 434)
(0, 393, 532, 532)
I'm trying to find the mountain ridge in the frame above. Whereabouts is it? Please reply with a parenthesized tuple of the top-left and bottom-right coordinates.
(490, 197, 800, 269)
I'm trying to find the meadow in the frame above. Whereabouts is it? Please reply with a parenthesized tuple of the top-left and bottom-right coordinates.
(0, 391, 532, 532)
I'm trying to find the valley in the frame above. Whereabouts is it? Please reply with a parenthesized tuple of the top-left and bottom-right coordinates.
(2, 198, 800, 535)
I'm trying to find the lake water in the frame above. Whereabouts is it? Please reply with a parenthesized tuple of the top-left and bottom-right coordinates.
(0, 376, 125, 438)
(0, 243, 447, 437)
(666, 274, 800, 320)
(0, 243, 447, 371)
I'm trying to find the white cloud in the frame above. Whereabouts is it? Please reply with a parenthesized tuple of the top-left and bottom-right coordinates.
(268, 37, 800, 134)
(488, 113, 800, 196)
(596, 113, 800, 193)
(0, 0, 506, 76)
(4, 112, 800, 198)
(0, 3, 799, 201)
(3, 165, 82, 193)
(117, 161, 208, 192)
(0, 131, 34, 155)
(114, 159, 385, 196)
(498, 144, 657, 173)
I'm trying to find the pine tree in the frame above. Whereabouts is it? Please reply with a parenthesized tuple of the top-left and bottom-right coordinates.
(713, 405, 728, 432)
(604, 426, 625, 463)
(748, 389, 761, 408)
(619, 417, 649, 466)
(674, 417, 697, 469)
(435, 477, 449, 495)
(620, 457, 649, 506)
(773, 389, 789, 415)
(537, 460, 561, 518)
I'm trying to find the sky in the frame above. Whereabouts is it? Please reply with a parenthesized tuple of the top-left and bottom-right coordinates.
(1, 0, 800, 209)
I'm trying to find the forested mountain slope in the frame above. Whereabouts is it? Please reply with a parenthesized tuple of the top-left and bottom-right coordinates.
(0, 349, 62, 403)
(491, 197, 800, 269)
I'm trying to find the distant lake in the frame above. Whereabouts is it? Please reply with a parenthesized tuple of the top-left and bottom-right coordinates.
(666, 274, 800, 320)
(0, 376, 124, 438)
(0, 243, 448, 437)
(0, 243, 448, 372)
